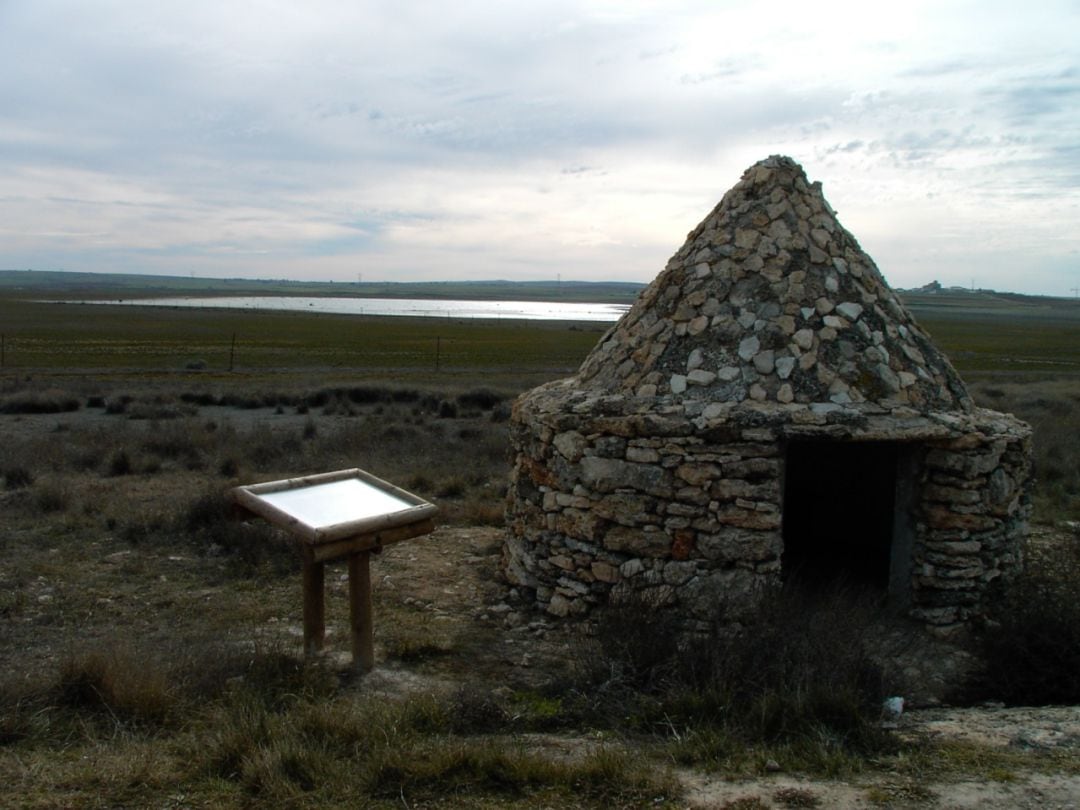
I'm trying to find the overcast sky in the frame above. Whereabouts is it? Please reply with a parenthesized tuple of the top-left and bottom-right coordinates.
(1, 1, 1078, 295)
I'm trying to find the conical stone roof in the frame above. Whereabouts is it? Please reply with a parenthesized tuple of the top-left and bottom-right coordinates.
(576, 156, 973, 413)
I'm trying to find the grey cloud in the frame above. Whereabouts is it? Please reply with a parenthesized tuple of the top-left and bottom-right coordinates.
(897, 58, 988, 79)
(822, 140, 866, 156)
(638, 44, 679, 61)
(987, 71, 1080, 121)
(679, 57, 758, 86)
(2, 1, 1078, 294)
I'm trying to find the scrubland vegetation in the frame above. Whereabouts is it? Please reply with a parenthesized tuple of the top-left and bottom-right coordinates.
(1, 293, 1079, 807)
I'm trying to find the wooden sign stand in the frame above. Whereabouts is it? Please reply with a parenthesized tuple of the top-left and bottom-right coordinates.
(229, 469, 437, 673)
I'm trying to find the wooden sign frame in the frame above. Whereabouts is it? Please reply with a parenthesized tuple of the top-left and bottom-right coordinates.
(229, 468, 437, 672)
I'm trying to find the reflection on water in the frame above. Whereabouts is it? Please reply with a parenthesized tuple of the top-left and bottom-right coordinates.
(79, 295, 630, 322)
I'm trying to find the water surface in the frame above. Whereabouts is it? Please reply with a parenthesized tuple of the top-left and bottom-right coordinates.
(86, 295, 629, 322)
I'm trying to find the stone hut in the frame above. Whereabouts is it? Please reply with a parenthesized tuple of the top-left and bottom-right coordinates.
(503, 156, 1033, 633)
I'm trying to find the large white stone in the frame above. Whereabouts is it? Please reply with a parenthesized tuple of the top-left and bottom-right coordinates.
(836, 301, 864, 321)
(753, 350, 775, 374)
(793, 329, 814, 350)
(775, 356, 796, 379)
(738, 335, 760, 361)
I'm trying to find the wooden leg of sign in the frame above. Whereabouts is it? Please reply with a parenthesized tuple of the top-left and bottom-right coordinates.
(349, 551, 375, 673)
(302, 559, 325, 657)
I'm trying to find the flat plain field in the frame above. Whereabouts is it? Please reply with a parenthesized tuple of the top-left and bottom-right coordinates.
(1, 288, 1079, 808)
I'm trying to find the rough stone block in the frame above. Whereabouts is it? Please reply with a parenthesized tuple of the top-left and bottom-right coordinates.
(581, 456, 672, 496)
(603, 525, 671, 557)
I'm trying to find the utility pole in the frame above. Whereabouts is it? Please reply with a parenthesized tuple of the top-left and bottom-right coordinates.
(1071, 287, 1079, 298)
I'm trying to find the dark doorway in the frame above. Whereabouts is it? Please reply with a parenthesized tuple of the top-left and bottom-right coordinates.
(781, 441, 899, 591)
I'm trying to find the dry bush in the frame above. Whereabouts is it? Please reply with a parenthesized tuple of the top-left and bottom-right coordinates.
(958, 539, 1080, 706)
(2, 467, 33, 490)
(582, 582, 894, 759)
(455, 387, 505, 412)
(0, 639, 336, 746)
(179, 489, 296, 574)
(55, 647, 176, 727)
(0, 388, 80, 414)
(34, 480, 72, 514)
(106, 449, 133, 476)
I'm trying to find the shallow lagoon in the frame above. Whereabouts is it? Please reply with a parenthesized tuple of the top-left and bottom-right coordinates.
(85, 295, 629, 322)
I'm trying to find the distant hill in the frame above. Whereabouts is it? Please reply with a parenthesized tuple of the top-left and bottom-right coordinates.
(900, 287, 1080, 322)
(0, 270, 644, 304)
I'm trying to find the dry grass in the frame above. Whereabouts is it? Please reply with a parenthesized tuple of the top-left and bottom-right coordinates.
(0, 378, 676, 807)
(0, 636, 676, 808)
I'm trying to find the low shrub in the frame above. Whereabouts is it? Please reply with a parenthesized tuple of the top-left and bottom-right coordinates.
(3, 467, 33, 490)
(445, 496, 505, 526)
(180, 489, 297, 574)
(141, 421, 200, 460)
(343, 385, 387, 405)
(456, 388, 503, 410)
(1, 640, 335, 747)
(180, 391, 220, 407)
(445, 685, 509, 734)
(126, 401, 192, 420)
(242, 426, 304, 470)
(55, 647, 176, 727)
(581, 581, 894, 761)
(0, 389, 80, 414)
(406, 473, 434, 493)
(34, 481, 71, 514)
(957, 541, 1080, 706)
(107, 450, 133, 476)
(435, 476, 467, 498)
(218, 393, 269, 410)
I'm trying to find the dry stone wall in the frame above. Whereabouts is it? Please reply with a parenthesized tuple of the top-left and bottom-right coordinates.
(505, 388, 1031, 631)
(503, 156, 1033, 634)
